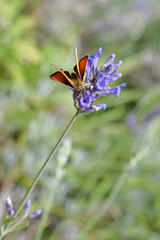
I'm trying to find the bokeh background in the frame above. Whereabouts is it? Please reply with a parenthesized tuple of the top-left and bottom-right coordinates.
(0, 0, 160, 239)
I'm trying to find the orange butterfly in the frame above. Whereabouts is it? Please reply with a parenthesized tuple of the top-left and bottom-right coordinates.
(50, 48, 88, 92)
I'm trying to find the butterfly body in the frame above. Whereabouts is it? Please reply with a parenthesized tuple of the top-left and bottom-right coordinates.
(67, 72, 84, 90)
(73, 78, 83, 90)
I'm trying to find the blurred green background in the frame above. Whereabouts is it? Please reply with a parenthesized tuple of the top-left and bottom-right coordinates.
(0, 0, 160, 239)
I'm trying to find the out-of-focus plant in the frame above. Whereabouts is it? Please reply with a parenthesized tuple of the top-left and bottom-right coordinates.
(0, 0, 42, 86)
(0, 197, 41, 240)
(1, 0, 160, 239)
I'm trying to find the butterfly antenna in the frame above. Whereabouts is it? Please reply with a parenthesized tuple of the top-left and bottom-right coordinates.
(75, 47, 81, 78)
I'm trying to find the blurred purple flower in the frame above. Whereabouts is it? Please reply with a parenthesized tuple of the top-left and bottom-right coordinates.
(144, 104, 160, 123)
(24, 199, 32, 214)
(73, 47, 126, 112)
(127, 105, 160, 134)
(29, 209, 42, 218)
(6, 196, 14, 217)
(131, 0, 152, 13)
(127, 114, 137, 128)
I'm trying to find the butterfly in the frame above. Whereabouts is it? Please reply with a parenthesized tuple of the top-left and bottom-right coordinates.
(50, 48, 88, 92)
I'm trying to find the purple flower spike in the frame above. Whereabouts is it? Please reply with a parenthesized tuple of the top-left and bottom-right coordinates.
(29, 209, 42, 218)
(6, 196, 14, 217)
(86, 47, 102, 76)
(24, 199, 32, 214)
(72, 48, 126, 112)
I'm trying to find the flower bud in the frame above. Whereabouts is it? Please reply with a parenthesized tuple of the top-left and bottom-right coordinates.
(24, 199, 32, 214)
(29, 209, 42, 218)
(6, 196, 14, 217)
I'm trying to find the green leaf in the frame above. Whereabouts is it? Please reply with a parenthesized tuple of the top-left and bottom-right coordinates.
(2, 217, 16, 225)
(8, 222, 28, 233)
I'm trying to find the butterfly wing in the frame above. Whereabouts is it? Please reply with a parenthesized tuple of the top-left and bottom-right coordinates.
(73, 55, 88, 81)
(50, 71, 73, 87)
(50, 64, 77, 89)
(79, 55, 89, 80)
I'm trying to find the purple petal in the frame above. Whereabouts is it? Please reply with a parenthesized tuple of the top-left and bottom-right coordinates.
(108, 83, 127, 97)
(104, 64, 113, 74)
(110, 73, 122, 82)
(29, 209, 42, 218)
(91, 103, 107, 111)
(97, 103, 107, 110)
(79, 91, 96, 110)
(90, 47, 102, 61)
(8, 210, 15, 217)
(98, 72, 112, 86)
(127, 114, 137, 127)
(86, 47, 102, 76)
(110, 61, 123, 76)
(93, 72, 112, 92)
(6, 196, 14, 216)
(24, 199, 32, 213)
(102, 54, 116, 74)
(86, 60, 92, 76)
(105, 54, 115, 65)
(6, 196, 13, 211)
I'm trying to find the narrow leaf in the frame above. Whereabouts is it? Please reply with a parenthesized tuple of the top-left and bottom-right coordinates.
(8, 222, 28, 233)
(2, 217, 16, 225)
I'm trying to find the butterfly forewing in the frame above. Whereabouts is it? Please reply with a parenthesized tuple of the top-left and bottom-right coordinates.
(50, 52, 89, 90)
(50, 71, 73, 88)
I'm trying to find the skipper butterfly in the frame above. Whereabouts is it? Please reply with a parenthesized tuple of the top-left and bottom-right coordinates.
(50, 48, 88, 92)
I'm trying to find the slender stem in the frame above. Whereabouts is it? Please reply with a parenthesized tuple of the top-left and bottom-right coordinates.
(3, 110, 79, 235)
(34, 177, 59, 240)
(74, 148, 147, 240)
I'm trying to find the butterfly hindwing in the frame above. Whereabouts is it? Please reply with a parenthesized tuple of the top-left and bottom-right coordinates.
(71, 72, 78, 80)
(64, 71, 71, 78)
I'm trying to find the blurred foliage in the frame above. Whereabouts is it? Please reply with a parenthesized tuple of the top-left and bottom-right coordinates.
(0, 0, 160, 239)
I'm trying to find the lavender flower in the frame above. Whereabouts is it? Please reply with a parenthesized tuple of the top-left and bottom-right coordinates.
(6, 196, 14, 217)
(24, 199, 32, 214)
(24, 199, 42, 218)
(73, 47, 126, 113)
(29, 209, 42, 218)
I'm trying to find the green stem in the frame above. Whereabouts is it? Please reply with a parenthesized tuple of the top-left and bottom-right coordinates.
(34, 177, 59, 240)
(3, 110, 79, 237)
